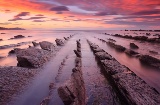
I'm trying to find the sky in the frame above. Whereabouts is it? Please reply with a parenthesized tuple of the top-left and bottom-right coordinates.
(0, 0, 160, 30)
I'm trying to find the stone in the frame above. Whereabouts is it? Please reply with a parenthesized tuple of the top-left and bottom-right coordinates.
(64, 37, 68, 40)
(74, 50, 81, 58)
(139, 55, 160, 68)
(14, 35, 25, 39)
(108, 38, 116, 42)
(15, 47, 52, 68)
(95, 52, 112, 60)
(58, 67, 86, 105)
(149, 51, 158, 54)
(55, 39, 65, 46)
(92, 47, 105, 53)
(8, 50, 15, 54)
(32, 41, 39, 47)
(114, 44, 126, 52)
(0, 39, 3, 41)
(39, 41, 55, 51)
(125, 49, 139, 56)
(130, 43, 139, 49)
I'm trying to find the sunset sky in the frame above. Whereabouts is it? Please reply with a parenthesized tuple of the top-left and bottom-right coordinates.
(0, 0, 160, 30)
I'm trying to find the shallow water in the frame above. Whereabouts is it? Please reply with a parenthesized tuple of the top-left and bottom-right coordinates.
(0, 30, 160, 104)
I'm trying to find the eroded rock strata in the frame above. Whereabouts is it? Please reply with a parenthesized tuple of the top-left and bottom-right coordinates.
(0, 66, 39, 105)
(112, 34, 160, 43)
(97, 37, 160, 68)
(87, 40, 160, 105)
(0, 35, 74, 105)
(58, 40, 86, 105)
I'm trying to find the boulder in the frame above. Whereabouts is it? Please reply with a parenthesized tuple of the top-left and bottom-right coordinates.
(39, 41, 55, 51)
(125, 49, 139, 56)
(146, 33, 151, 36)
(15, 47, 52, 68)
(14, 35, 25, 39)
(139, 55, 160, 68)
(8, 50, 15, 54)
(64, 37, 68, 40)
(0, 39, 3, 41)
(149, 51, 158, 54)
(130, 43, 139, 49)
(55, 39, 64, 46)
(32, 41, 39, 47)
(58, 67, 86, 105)
(74, 50, 81, 58)
(114, 44, 126, 52)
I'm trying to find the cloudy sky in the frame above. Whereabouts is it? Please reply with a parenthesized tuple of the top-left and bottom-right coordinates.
(0, 0, 160, 30)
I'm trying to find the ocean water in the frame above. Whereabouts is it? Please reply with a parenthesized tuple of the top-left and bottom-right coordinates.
(0, 30, 160, 104)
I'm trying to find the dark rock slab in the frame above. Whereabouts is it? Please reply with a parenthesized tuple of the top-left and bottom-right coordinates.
(14, 35, 25, 39)
(149, 50, 158, 54)
(39, 41, 55, 51)
(88, 40, 160, 105)
(58, 67, 85, 105)
(32, 41, 39, 47)
(8, 50, 15, 55)
(125, 49, 139, 56)
(95, 52, 113, 60)
(55, 39, 65, 46)
(15, 47, 52, 68)
(130, 43, 139, 49)
(139, 55, 160, 68)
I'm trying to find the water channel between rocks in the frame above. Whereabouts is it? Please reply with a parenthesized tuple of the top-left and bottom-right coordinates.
(6, 32, 160, 105)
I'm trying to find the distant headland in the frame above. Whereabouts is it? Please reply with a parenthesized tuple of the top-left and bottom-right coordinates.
(0, 27, 25, 30)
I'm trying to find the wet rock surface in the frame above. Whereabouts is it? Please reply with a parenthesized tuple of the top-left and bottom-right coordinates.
(58, 40, 86, 105)
(32, 41, 39, 47)
(39, 41, 55, 51)
(15, 47, 53, 68)
(55, 39, 65, 46)
(96, 37, 160, 66)
(9, 35, 25, 40)
(130, 43, 139, 49)
(0, 66, 39, 105)
(113, 34, 160, 43)
(88, 40, 160, 105)
(139, 55, 160, 68)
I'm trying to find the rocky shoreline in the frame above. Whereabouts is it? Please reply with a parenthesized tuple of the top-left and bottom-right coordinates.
(87, 40, 160, 105)
(96, 37, 160, 69)
(0, 35, 74, 105)
(107, 33, 160, 43)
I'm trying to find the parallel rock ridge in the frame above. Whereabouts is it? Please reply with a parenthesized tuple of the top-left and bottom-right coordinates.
(58, 40, 86, 105)
(87, 40, 160, 105)
(97, 37, 160, 68)
(112, 34, 160, 43)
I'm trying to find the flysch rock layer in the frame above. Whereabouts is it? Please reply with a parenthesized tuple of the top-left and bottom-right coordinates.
(58, 40, 86, 105)
(97, 37, 160, 68)
(15, 47, 53, 68)
(87, 40, 160, 105)
(0, 66, 39, 105)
